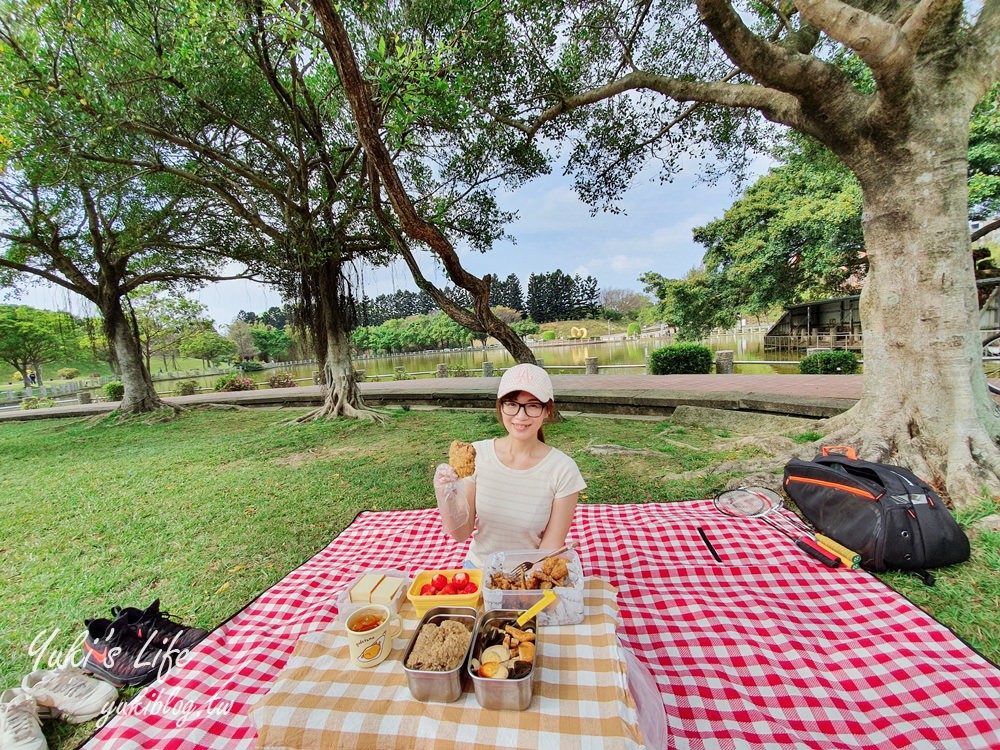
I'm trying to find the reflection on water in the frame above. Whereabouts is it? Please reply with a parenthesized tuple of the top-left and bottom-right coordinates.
(162, 333, 803, 391)
(345, 333, 800, 376)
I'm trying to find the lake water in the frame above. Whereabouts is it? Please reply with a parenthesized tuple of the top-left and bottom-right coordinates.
(156, 331, 802, 392)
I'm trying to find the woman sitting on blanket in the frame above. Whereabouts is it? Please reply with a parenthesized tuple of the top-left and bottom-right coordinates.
(433, 363, 587, 566)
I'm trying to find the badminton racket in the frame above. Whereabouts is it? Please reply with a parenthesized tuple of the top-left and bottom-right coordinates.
(714, 487, 841, 568)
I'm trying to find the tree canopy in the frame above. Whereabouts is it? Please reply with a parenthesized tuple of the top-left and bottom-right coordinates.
(649, 85, 1000, 339)
(1, 0, 541, 418)
(363, 0, 1000, 500)
(0, 305, 72, 387)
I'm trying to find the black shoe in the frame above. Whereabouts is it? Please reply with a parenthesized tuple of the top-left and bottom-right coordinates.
(111, 599, 209, 653)
(82, 614, 173, 687)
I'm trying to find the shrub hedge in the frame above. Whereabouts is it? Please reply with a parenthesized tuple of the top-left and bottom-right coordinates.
(103, 382, 125, 401)
(799, 350, 860, 374)
(649, 343, 713, 375)
(176, 380, 199, 396)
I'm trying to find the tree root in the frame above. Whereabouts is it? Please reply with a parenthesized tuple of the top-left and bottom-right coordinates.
(586, 443, 664, 457)
(193, 403, 253, 411)
(660, 457, 786, 491)
(96, 404, 185, 426)
(291, 402, 387, 424)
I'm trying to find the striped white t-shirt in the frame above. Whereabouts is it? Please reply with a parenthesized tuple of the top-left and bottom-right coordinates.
(466, 438, 587, 566)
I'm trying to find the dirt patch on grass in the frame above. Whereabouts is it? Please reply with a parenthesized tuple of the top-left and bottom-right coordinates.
(585, 444, 665, 457)
(274, 446, 356, 467)
(670, 405, 818, 435)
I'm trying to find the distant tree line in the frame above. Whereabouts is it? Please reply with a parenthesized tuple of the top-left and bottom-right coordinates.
(526, 271, 601, 323)
(351, 274, 527, 327)
(236, 306, 292, 330)
(340, 271, 599, 328)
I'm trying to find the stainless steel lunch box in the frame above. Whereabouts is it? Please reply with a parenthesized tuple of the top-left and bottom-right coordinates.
(402, 606, 478, 702)
(467, 609, 539, 710)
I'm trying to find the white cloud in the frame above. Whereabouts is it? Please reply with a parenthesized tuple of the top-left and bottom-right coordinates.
(611, 254, 654, 272)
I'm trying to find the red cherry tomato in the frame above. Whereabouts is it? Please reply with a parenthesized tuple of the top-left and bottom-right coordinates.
(420, 583, 435, 596)
(452, 572, 470, 587)
(440, 584, 458, 595)
(431, 574, 448, 590)
(463, 582, 478, 594)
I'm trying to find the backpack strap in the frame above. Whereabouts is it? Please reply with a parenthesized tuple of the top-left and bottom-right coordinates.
(822, 445, 858, 459)
(911, 569, 936, 586)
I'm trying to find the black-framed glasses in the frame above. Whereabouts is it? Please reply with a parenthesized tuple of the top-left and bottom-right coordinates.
(500, 400, 546, 418)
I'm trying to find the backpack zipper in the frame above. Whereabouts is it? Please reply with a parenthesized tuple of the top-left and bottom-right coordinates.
(888, 469, 936, 507)
(784, 475, 881, 500)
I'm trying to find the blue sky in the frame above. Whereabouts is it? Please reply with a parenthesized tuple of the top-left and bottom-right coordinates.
(13, 157, 766, 328)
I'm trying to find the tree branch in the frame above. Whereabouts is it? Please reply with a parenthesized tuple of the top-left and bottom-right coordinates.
(120, 269, 258, 295)
(523, 70, 810, 138)
(75, 150, 285, 243)
(695, 0, 838, 94)
(369, 198, 483, 332)
(793, 0, 908, 73)
(901, 0, 962, 52)
(308, 0, 535, 361)
(0, 257, 98, 300)
(972, 217, 1000, 243)
(963, 0, 1000, 96)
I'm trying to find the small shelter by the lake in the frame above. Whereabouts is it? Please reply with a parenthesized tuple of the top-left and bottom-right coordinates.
(764, 279, 1000, 352)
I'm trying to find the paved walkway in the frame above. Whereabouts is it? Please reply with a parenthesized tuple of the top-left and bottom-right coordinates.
(0, 373, 863, 422)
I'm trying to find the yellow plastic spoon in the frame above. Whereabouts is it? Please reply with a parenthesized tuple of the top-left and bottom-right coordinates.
(516, 589, 558, 627)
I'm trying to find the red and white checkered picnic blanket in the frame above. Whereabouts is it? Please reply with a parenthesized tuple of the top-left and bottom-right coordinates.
(85, 502, 1000, 749)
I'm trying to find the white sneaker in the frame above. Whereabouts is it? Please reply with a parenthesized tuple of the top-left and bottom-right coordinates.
(21, 669, 117, 724)
(0, 688, 47, 750)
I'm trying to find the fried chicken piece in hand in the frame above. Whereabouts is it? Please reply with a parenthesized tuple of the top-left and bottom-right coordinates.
(449, 440, 476, 478)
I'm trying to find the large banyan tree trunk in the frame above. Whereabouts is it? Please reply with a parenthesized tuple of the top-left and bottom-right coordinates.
(101, 296, 168, 415)
(295, 254, 379, 422)
(820, 108, 1000, 503)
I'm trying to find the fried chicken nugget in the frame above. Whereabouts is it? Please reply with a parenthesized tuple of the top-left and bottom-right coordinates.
(542, 557, 569, 580)
(449, 440, 477, 478)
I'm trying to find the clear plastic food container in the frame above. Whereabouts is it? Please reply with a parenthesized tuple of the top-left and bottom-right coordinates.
(334, 568, 410, 625)
(482, 548, 585, 626)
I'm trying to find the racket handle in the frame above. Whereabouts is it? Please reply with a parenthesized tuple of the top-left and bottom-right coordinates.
(815, 534, 861, 566)
(816, 542, 859, 569)
(795, 537, 841, 568)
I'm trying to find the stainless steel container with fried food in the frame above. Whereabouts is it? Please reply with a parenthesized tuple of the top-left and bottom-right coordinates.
(402, 606, 478, 702)
(467, 609, 539, 710)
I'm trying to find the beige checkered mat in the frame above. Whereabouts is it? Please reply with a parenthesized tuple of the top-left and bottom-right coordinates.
(249, 579, 643, 749)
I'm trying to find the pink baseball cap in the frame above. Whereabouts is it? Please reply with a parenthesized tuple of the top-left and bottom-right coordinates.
(497, 363, 554, 403)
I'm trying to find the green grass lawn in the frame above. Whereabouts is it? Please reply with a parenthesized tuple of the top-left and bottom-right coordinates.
(1, 406, 997, 749)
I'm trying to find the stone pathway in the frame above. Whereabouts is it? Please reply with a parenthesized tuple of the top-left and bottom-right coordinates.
(0, 373, 863, 422)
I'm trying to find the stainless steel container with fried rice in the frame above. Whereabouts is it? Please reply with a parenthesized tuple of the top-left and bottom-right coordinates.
(468, 609, 539, 710)
(402, 606, 478, 702)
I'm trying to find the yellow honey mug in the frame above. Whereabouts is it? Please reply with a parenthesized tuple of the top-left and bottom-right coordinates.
(345, 604, 402, 668)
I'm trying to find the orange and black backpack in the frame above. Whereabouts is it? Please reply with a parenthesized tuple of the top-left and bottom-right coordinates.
(783, 448, 970, 579)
